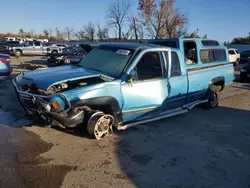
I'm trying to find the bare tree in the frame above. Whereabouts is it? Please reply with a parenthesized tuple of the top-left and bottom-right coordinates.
(138, 0, 188, 39)
(164, 0, 188, 38)
(131, 17, 138, 40)
(55, 27, 64, 41)
(97, 25, 109, 41)
(75, 29, 85, 41)
(105, 0, 131, 40)
(129, 17, 145, 40)
(43, 29, 50, 38)
(75, 31, 83, 40)
(83, 22, 96, 41)
(29, 29, 35, 38)
(18, 29, 25, 37)
(64, 27, 75, 41)
(48, 28, 53, 37)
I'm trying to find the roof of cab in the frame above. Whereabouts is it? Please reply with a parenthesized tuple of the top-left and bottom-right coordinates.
(97, 42, 175, 51)
(146, 38, 225, 48)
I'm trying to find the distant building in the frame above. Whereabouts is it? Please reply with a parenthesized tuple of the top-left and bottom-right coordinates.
(3, 37, 48, 43)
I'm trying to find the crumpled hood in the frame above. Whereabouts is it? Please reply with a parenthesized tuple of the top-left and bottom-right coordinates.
(18, 65, 103, 90)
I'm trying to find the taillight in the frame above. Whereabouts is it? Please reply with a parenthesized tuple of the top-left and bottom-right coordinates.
(0, 58, 10, 64)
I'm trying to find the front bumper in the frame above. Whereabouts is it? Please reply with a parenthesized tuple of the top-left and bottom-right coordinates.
(12, 77, 84, 128)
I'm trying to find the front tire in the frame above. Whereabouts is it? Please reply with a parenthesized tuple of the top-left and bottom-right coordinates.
(14, 50, 22, 57)
(87, 112, 114, 140)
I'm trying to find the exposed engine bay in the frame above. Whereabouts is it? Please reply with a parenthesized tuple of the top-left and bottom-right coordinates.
(23, 76, 106, 95)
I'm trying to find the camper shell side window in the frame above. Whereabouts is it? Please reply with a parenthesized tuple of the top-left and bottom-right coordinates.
(184, 41, 198, 65)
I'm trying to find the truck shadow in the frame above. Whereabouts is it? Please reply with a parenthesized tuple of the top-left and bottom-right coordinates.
(115, 106, 250, 187)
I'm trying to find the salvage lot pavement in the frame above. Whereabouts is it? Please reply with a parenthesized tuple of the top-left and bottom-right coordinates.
(0, 56, 250, 188)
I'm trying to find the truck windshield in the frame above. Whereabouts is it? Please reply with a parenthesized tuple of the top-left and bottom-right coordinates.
(79, 46, 133, 78)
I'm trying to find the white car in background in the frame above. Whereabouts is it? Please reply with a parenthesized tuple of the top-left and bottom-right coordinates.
(228, 48, 240, 66)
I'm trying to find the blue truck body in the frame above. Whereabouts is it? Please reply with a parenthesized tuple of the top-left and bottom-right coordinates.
(13, 38, 234, 139)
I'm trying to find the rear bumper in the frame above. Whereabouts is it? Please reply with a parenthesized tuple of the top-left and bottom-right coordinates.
(12, 77, 84, 128)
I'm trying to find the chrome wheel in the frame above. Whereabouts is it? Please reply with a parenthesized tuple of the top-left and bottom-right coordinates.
(87, 112, 114, 140)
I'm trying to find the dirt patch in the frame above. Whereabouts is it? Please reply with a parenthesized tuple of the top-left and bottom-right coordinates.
(9, 127, 73, 188)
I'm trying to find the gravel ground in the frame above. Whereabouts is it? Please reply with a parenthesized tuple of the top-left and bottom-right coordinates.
(0, 56, 250, 188)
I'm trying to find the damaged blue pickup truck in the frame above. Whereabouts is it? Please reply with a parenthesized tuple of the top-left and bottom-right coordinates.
(13, 38, 234, 139)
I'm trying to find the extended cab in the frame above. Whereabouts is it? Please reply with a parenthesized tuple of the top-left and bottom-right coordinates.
(13, 39, 234, 139)
(9, 41, 46, 56)
(9, 41, 68, 57)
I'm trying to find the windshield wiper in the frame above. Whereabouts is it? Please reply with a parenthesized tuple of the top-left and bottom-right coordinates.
(85, 68, 114, 80)
(85, 68, 102, 73)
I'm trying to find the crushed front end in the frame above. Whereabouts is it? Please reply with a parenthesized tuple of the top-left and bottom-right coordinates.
(12, 75, 84, 128)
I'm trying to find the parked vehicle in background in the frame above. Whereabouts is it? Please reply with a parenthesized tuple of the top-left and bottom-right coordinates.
(228, 48, 240, 66)
(47, 47, 88, 67)
(0, 41, 20, 46)
(47, 42, 99, 67)
(9, 41, 52, 57)
(13, 38, 234, 140)
(240, 63, 250, 82)
(0, 41, 21, 54)
(0, 53, 12, 76)
(240, 50, 250, 63)
(46, 43, 71, 55)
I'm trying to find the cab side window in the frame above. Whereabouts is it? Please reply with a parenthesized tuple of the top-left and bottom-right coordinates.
(34, 41, 41, 46)
(134, 52, 163, 81)
(170, 51, 181, 77)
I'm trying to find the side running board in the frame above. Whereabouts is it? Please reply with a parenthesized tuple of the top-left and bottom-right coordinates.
(118, 99, 208, 130)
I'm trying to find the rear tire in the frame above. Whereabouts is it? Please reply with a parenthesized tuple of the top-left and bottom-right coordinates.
(204, 91, 218, 109)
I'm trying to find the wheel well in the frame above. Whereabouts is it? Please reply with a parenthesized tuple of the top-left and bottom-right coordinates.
(209, 76, 225, 92)
(73, 96, 123, 128)
(15, 49, 22, 53)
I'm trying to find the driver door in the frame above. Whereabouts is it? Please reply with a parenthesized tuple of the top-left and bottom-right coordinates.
(24, 41, 34, 54)
(33, 41, 42, 55)
(121, 51, 169, 122)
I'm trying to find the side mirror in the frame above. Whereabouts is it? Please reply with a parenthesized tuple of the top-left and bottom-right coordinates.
(129, 69, 138, 81)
